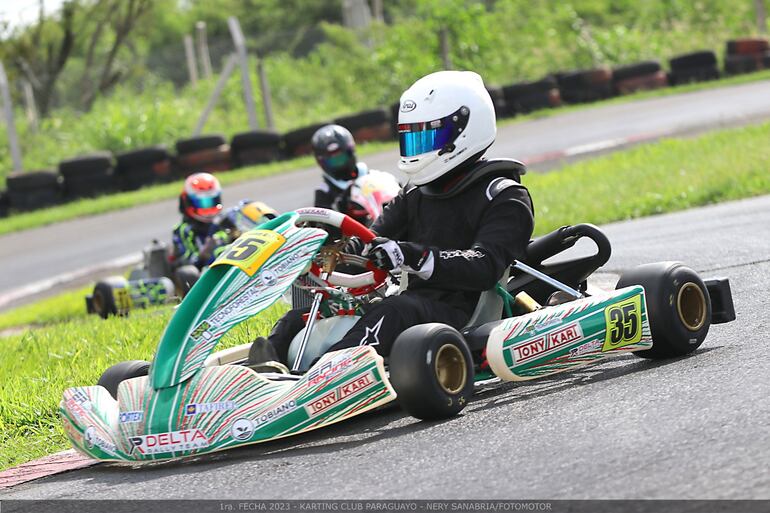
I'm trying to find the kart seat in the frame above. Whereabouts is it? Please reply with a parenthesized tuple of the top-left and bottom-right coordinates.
(463, 269, 509, 329)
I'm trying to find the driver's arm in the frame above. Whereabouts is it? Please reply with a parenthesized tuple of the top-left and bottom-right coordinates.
(410, 189, 533, 291)
(370, 186, 412, 239)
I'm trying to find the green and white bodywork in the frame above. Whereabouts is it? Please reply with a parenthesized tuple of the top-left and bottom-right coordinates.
(60, 209, 654, 463)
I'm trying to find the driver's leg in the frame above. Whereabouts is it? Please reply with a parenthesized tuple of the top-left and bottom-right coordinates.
(327, 293, 468, 356)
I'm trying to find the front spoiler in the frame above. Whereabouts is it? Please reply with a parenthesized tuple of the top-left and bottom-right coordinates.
(60, 346, 395, 462)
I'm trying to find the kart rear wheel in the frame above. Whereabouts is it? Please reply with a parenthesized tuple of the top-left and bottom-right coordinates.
(389, 323, 473, 420)
(616, 262, 711, 359)
(97, 360, 150, 399)
(92, 277, 129, 319)
(174, 265, 200, 297)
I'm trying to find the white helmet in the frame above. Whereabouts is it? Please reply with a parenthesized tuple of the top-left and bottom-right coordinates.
(397, 70, 496, 186)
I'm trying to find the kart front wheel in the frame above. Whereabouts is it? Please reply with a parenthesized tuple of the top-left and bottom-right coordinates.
(616, 262, 711, 359)
(389, 323, 473, 420)
(92, 277, 129, 319)
(97, 360, 150, 399)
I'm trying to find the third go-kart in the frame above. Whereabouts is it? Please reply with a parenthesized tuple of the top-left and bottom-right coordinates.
(61, 201, 735, 463)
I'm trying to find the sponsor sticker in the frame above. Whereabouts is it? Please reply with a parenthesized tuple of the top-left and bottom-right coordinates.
(84, 426, 116, 453)
(191, 321, 212, 341)
(569, 339, 602, 357)
(65, 398, 90, 420)
(511, 322, 584, 364)
(306, 353, 353, 387)
(255, 400, 297, 428)
(129, 429, 209, 455)
(185, 401, 237, 416)
(230, 418, 255, 441)
(305, 371, 375, 416)
(400, 99, 417, 112)
(119, 410, 144, 423)
(259, 268, 278, 287)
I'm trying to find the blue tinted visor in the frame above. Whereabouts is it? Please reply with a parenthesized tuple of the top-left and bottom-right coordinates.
(189, 194, 221, 209)
(398, 107, 469, 158)
(321, 152, 353, 170)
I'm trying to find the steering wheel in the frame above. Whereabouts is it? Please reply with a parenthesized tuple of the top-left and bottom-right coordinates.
(295, 207, 388, 296)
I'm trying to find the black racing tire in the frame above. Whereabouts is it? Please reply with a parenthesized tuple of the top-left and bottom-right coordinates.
(58, 152, 113, 177)
(616, 262, 711, 359)
(389, 323, 474, 420)
(282, 122, 331, 157)
(97, 360, 150, 399)
(116, 146, 170, 168)
(6, 170, 60, 191)
(230, 130, 282, 151)
(92, 276, 129, 319)
(175, 134, 226, 156)
(611, 60, 662, 82)
(334, 108, 391, 132)
(668, 65, 720, 86)
(174, 265, 201, 297)
(669, 50, 718, 70)
(724, 54, 760, 75)
(0, 189, 8, 218)
(485, 86, 508, 117)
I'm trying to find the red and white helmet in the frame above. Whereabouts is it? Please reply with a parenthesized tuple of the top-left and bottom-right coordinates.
(179, 172, 223, 222)
(397, 71, 496, 186)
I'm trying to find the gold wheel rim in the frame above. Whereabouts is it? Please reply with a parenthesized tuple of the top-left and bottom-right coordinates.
(677, 282, 707, 332)
(435, 343, 467, 395)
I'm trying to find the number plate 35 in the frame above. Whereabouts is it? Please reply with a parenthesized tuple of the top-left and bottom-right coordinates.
(602, 295, 642, 351)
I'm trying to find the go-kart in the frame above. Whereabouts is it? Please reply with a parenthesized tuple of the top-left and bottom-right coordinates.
(85, 200, 276, 318)
(60, 207, 735, 463)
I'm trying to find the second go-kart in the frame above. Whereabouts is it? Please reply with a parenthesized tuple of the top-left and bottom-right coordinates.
(85, 200, 276, 318)
(61, 205, 734, 463)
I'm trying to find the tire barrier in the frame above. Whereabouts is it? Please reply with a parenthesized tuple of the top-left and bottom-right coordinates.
(501, 76, 561, 115)
(485, 86, 508, 118)
(0, 189, 9, 218)
(612, 61, 668, 95)
(231, 130, 283, 167)
(174, 134, 232, 176)
(58, 152, 116, 199)
(556, 66, 614, 103)
(668, 50, 720, 85)
(282, 122, 331, 158)
(6, 169, 61, 211)
(725, 38, 770, 75)
(115, 146, 173, 191)
(334, 108, 393, 143)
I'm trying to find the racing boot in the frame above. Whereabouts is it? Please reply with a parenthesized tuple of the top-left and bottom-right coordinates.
(247, 336, 290, 374)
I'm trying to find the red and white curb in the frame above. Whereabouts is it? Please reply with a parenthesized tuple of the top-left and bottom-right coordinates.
(0, 450, 97, 489)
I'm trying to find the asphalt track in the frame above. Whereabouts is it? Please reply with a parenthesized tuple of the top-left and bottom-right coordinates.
(2, 79, 770, 308)
(2, 193, 769, 500)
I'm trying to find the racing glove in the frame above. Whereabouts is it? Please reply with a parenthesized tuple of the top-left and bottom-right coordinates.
(342, 236, 366, 256)
(365, 237, 434, 279)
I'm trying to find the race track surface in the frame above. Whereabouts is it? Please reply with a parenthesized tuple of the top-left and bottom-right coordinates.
(3, 194, 768, 500)
(2, 79, 770, 304)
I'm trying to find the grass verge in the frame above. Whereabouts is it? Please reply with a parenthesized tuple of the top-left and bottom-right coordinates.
(1, 120, 769, 471)
(4, 73, 770, 237)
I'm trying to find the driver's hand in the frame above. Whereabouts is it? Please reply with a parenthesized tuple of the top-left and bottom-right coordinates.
(365, 238, 434, 279)
(342, 236, 366, 256)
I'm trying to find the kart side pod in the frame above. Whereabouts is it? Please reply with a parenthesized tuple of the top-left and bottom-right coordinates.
(486, 286, 653, 382)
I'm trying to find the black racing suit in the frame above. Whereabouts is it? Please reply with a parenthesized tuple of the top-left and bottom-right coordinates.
(269, 159, 534, 361)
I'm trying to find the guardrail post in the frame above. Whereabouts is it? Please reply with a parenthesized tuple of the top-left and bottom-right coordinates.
(196, 21, 213, 79)
(0, 61, 23, 172)
(184, 35, 199, 85)
(257, 57, 275, 130)
(227, 16, 259, 130)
